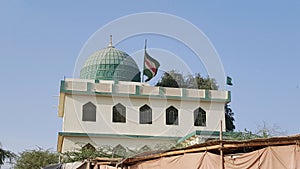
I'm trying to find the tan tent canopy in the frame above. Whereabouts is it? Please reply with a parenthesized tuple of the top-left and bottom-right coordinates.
(51, 135, 300, 169)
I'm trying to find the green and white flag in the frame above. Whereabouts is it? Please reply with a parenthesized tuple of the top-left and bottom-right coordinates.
(227, 76, 233, 86)
(143, 51, 160, 82)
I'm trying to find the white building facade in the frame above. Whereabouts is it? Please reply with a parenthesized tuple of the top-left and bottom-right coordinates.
(57, 41, 231, 153)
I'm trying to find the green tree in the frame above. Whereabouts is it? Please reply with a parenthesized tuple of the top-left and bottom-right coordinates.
(14, 148, 58, 169)
(156, 70, 183, 88)
(0, 144, 16, 168)
(192, 73, 218, 90)
(62, 143, 174, 162)
(156, 70, 218, 90)
(225, 104, 235, 131)
(62, 145, 114, 163)
(227, 128, 262, 140)
(156, 70, 235, 131)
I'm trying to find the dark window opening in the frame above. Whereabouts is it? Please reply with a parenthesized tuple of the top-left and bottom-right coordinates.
(140, 104, 152, 124)
(194, 107, 206, 126)
(166, 106, 178, 125)
(113, 103, 126, 123)
(82, 102, 96, 122)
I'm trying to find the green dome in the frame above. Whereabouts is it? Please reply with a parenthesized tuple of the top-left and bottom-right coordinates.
(80, 45, 141, 82)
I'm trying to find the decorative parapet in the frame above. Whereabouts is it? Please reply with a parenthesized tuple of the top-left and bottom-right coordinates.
(114, 84, 136, 94)
(140, 86, 160, 95)
(94, 83, 113, 93)
(164, 87, 182, 97)
(60, 79, 231, 102)
(185, 88, 205, 98)
(64, 81, 87, 91)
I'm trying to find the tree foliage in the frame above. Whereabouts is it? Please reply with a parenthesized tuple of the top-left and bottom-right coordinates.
(62, 145, 114, 163)
(156, 70, 236, 131)
(226, 129, 262, 140)
(0, 145, 16, 167)
(156, 70, 218, 90)
(156, 71, 181, 88)
(62, 143, 174, 163)
(192, 73, 218, 90)
(14, 148, 58, 169)
(225, 104, 235, 132)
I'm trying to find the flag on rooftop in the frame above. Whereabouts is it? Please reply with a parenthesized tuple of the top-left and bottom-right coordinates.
(226, 76, 233, 86)
(143, 40, 160, 82)
(143, 50, 160, 82)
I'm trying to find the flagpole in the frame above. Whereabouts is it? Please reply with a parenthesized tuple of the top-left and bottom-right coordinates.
(142, 39, 147, 83)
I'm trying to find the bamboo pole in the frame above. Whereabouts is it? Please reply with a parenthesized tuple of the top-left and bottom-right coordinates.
(220, 120, 224, 169)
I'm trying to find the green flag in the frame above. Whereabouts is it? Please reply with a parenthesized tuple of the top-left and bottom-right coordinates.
(227, 76, 233, 86)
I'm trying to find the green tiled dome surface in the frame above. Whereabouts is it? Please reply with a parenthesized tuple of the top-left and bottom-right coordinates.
(80, 46, 141, 82)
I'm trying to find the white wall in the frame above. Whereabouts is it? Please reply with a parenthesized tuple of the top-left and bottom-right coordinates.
(62, 94, 225, 138)
(59, 80, 228, 153)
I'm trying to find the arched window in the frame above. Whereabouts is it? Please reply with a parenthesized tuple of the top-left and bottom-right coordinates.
(139, 104, 152, 124)
(113, 103, 126, 123)
(166, 106, 178, 125)
(82, 102, 96, 122)
(194, 107, 206, 126)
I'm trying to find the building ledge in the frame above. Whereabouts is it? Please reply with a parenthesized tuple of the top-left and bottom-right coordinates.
(59, 79, 231, 102)
(57, 131, 181, 153)
(58, 131, 181, 140)
(58, 79, 231, 117)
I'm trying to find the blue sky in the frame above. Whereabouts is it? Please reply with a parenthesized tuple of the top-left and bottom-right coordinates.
(1, 1, 300, 154)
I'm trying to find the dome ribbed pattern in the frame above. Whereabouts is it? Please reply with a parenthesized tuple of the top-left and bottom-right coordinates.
(80, 46, 141, 82)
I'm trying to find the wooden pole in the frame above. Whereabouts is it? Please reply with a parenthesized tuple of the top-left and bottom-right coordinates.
(220, 120, 224, 169)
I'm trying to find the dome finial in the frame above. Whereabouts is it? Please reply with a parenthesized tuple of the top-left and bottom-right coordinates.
(109, 35, 113, 47)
